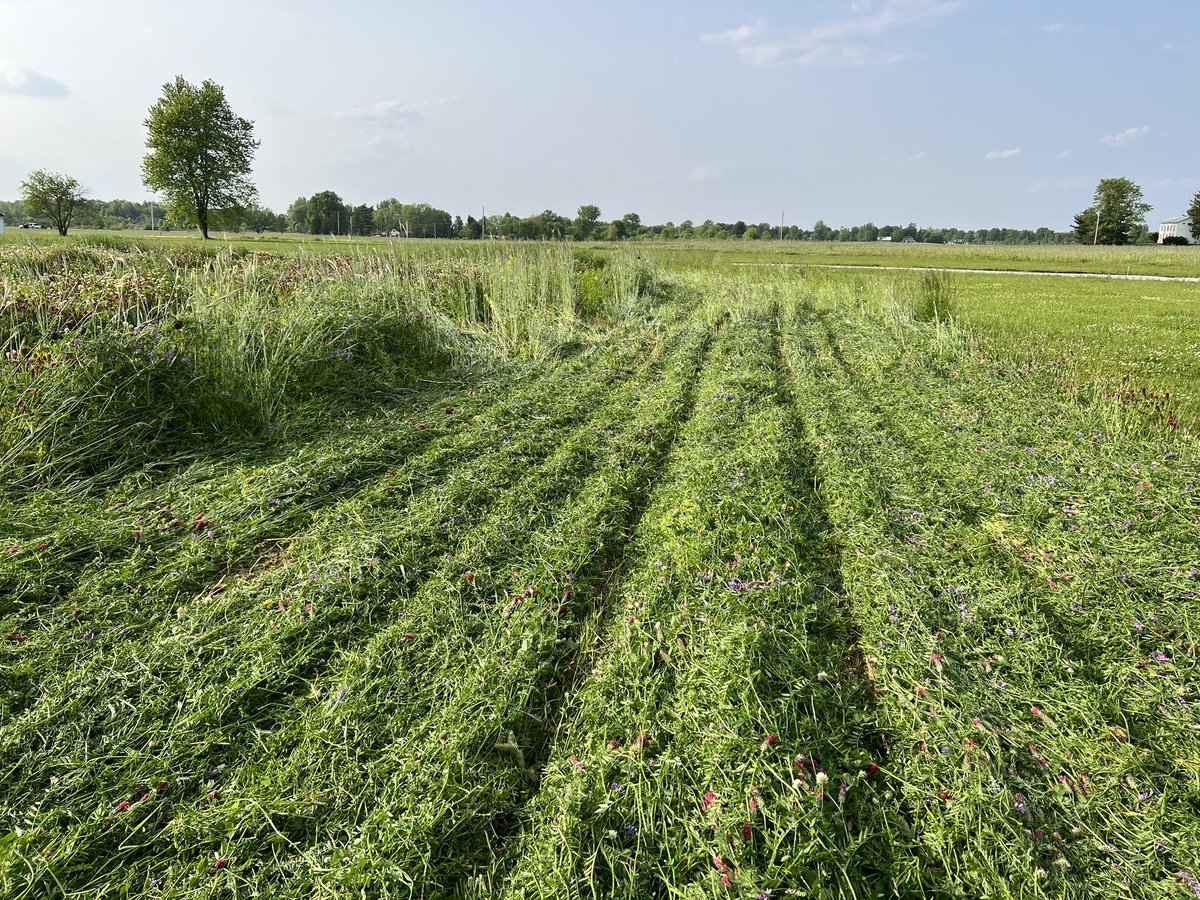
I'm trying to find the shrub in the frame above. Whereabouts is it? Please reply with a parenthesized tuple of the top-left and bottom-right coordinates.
(1162, 235, 1191, 246)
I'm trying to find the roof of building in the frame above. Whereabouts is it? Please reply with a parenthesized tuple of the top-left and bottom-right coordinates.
(1160, 215, 1192, 225)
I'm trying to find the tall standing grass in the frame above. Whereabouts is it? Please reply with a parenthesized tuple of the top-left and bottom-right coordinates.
(0, 241, 652, 486)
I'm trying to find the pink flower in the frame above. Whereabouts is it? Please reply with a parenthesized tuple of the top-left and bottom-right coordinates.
(1030, 706, 1041, 717)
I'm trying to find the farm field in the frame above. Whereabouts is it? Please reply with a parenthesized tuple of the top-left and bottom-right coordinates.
(2, 241, 1199, 898)
(5, 230, 1200, 278)
(638, 240, 1200, 279)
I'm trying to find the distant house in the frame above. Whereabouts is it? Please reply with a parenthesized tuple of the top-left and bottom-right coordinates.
(1158, 216, 1193, 244)
(0, 212, 5, 235)
(901, 235, 917, 243)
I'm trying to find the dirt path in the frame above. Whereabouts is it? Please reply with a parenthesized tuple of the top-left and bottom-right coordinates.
(731, 261, 1200, 283)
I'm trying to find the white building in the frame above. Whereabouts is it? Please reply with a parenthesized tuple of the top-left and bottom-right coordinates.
(0, 212, 5, 234)
(1158, 215, 1193, 243)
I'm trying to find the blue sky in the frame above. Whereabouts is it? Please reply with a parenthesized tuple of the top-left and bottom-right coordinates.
(1, 0, 1195, 229)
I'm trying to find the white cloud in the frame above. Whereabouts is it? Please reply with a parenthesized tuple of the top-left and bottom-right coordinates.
(908, 151, 926, 161)
(1058, 148, 1074, 158)
(985, 148, 1020, 160)
(0, 62, 68, 98)
(1101, 125, 1150, 147)
(688, 163, 721, 183)
(701, 0, 963, 67)
(333, 100, 422, 128)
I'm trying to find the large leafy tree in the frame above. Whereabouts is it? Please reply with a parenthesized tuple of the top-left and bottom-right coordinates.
(1073, 177, 1151, 245)
(142, 77, 259, 239)
(573, 204, 601, 240)
(306, 191, 347, 235)
(19, 169, 89, 235)
(350, 204, 375, 236)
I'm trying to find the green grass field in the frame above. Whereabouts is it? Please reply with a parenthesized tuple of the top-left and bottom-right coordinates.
(639, 239, 1200, 278)
(2, 240, 1198, 898)
(5, 229, 1200, 277)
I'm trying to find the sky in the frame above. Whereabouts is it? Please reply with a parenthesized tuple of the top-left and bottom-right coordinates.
(1, 0, 1196, 230)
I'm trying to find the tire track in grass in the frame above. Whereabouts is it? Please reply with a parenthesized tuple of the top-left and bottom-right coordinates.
(0, 311, 684, 730)
(136, 319, 715, 900)
(0, 320, 697, 897)
(785, 305, 1067, 890)
(1, 307, 683, 630)
(0, 301, 693, 668)
(488, 304, 906, 899)
(0, 341, 647, 752)
(784, 302, 1200, 896)
(456, 312, 726, 873)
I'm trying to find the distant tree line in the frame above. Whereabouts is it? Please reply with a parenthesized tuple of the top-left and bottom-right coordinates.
(2, 189, 1162, 245)
(8, 185, 1193, 247)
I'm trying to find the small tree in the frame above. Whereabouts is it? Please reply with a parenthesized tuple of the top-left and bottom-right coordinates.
(1187, 190, 1200, 242)
(19, 169, 89, 235)
(142, 76, 259, 239)
(1074, 177, 1151, 245)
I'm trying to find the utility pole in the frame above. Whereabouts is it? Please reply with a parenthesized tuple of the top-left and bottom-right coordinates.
(1093, 205, 1100, 245)
(779, 211, 785, 241)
